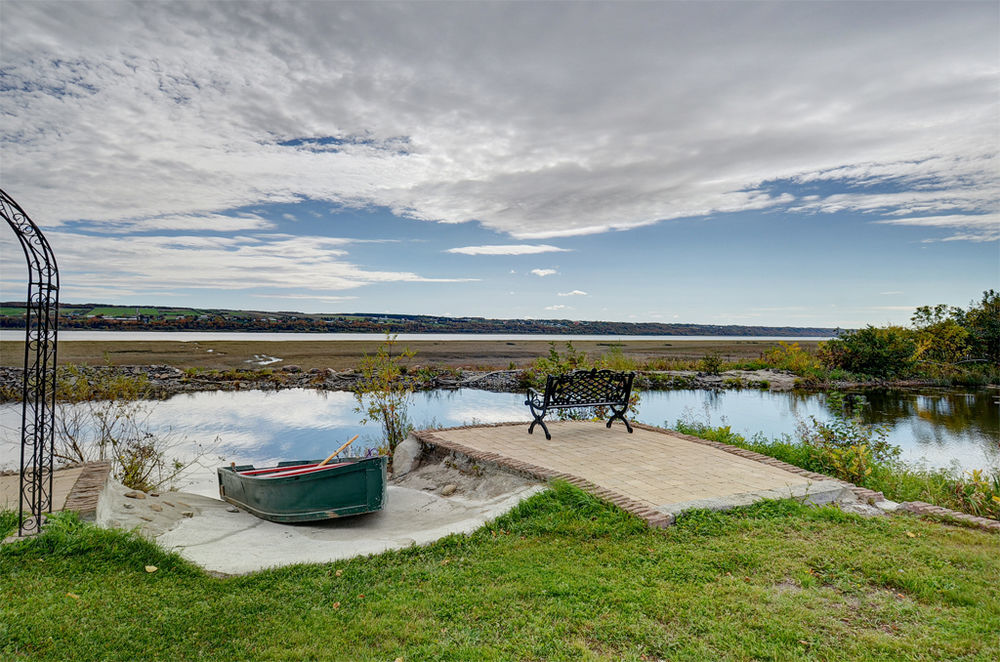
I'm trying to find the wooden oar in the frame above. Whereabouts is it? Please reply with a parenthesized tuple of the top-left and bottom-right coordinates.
(318, 435, 359, 467)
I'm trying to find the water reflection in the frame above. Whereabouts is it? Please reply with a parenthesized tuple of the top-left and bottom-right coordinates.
(1, 387, 996, 480)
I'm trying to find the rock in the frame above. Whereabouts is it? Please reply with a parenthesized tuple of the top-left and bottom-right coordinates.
(138, 515, 154, 522)
(875, 500, 900, 512)
(145, 565, 157, 573)
(123, 503, 134, 510)
(440, 484, 457, 497)
(282, 365, 302, 373)
(226, 505, 239, 513)
(150, 492, 160, 497)
(180, 511, 194, 518)
(124, 491, 146, 499)
(149, 504, 163, 512)
(838, 501, 886, 518)
(392, 434, 423, 477)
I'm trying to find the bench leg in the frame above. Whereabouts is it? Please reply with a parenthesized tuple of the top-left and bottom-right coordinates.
(606, 406, 633, 434)
(528, 417, 551, 440)
(527, 405, 552, 440)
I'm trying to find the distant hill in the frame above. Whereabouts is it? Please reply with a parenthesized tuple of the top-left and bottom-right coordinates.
(0, 302, 840, 337)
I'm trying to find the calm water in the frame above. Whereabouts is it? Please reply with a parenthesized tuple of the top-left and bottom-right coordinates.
(2, 388, 996, 492)
(0, 330, 832, 342)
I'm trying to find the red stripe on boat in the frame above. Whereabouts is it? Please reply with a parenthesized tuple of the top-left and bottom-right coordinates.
(240, 463, 318, 476)
(248, 462, 353, 479)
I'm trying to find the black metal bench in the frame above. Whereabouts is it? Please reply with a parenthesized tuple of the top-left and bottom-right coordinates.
(525, 369, 636, 440)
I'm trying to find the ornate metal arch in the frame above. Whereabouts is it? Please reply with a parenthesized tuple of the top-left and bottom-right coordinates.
(1, 189, 59, 536)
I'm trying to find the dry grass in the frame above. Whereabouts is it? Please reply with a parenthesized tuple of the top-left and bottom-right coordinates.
(0, 338, 822, 372)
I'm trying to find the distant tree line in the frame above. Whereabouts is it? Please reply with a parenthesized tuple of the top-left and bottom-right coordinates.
(0, 309, 838, 337)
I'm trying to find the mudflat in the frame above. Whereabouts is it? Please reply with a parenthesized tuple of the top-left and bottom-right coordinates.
(0, 338, 821, 371)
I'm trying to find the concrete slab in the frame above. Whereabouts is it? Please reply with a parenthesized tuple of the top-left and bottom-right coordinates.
(96, 457, 545, 575)
(155, 484, 544, 575)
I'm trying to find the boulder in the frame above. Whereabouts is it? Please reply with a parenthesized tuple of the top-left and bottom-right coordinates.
(392, 434, 423, 477)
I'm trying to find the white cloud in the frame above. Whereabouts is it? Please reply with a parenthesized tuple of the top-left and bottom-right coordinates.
(72, 213, 276, 234)
(531, 269, 558, 277)
(445, 244, 570, 255)
(873, 213, 1000, 242)
(251, 294, 359, 302)
(557, 290, 588, 296)
(880, 291, 904, 295)
(0, 230, 476, 302)
(1, 1, 993, 239)
(545, 304, 570, 311)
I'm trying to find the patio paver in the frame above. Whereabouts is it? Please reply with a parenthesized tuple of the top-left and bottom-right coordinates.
(413, 421, 852, 527)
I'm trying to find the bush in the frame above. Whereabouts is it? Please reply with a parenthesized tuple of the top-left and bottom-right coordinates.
(699, 351, 723, 375)
(821, 325, 917, 378)
(54, 364, 210, 492)
(763, 341, 823, 374)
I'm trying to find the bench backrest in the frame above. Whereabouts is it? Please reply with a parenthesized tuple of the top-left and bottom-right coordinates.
(544, 369, 635, 407)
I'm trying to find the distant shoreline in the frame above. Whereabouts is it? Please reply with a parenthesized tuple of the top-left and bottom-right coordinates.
(0, 302, 841, 338)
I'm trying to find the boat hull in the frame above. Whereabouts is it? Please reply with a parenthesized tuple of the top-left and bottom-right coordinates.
(217, 456, 387, 523)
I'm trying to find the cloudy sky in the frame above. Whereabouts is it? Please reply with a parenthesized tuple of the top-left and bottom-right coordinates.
(1, 0, 997, 327)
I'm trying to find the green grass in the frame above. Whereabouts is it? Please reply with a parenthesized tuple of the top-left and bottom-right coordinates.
(2, 484, 998, 661)
(82, 306, 162, 316)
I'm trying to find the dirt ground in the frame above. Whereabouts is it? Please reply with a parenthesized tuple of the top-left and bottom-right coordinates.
(0, 338, 821, 371)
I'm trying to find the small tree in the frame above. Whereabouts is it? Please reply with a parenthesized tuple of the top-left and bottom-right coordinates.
(354, 335, 415, 466)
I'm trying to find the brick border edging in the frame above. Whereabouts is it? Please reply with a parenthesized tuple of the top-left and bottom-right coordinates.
(63, 462, 112, 518)
(896, 501, 1000, 532)
(411, 421, 1000, 533)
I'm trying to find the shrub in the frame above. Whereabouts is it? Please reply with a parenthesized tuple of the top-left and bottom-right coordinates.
(763, 341, 823, 374)
(54, 364, 210, 492)
(821, 326, 917, 378)
(699, 351, 723, 375)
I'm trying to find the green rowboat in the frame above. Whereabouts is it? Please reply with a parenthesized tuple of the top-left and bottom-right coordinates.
(217, 456, 387, 523)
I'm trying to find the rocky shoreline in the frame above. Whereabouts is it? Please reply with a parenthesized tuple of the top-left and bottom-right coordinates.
(0, 364, 950, 403)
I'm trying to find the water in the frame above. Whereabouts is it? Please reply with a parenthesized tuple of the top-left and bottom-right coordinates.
(0, 330, 833, 342)
(2, 388, 996, 484)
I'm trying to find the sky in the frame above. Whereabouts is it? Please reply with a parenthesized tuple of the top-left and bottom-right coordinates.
(1, 0, 997, 328)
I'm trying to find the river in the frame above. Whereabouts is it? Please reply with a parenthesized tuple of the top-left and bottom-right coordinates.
(2, 387, 996, 487)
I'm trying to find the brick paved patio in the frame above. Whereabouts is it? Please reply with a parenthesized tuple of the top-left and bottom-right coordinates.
(412, 420, 852, 527)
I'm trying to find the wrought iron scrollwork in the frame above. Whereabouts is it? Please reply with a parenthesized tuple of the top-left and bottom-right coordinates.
(1, 189, 59, 536)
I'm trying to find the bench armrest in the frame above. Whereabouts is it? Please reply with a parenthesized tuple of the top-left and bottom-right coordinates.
(525, 387, 544, 406)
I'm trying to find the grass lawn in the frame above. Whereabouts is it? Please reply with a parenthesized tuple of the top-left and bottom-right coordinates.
(2, 484, 998, 661)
